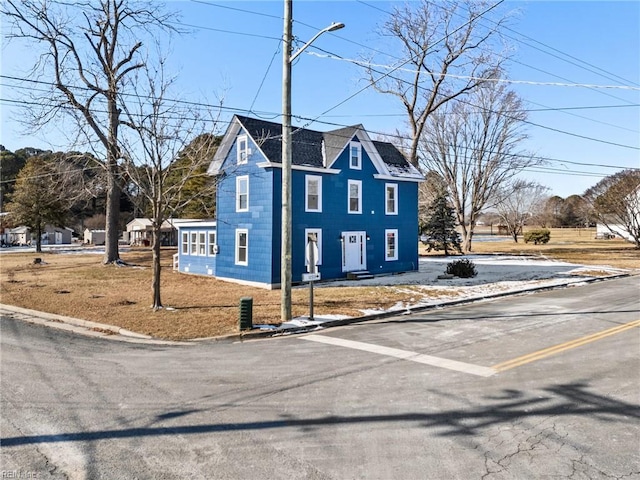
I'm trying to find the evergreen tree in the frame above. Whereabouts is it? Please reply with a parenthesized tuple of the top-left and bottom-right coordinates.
(420, 189, 462, 256)
(7, 157, 68, 252)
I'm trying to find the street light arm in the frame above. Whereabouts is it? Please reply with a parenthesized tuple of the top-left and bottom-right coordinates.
(289, 22, 345, 63)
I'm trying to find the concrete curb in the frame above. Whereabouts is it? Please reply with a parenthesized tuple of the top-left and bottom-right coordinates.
(0, 273, 632, 344)
(0, 304, 190, 345)
(206, 273, 634, 343)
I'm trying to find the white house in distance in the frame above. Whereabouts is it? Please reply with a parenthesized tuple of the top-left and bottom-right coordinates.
(4, 225, 73, 245)
(596, 184, 640, 243)
(125, 218, 194, 246)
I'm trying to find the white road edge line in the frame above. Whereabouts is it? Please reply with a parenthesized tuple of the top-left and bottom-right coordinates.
(302, 335, 496, 377)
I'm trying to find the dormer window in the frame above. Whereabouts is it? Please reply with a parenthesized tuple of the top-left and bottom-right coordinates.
(237, 135, 249, 164)
(349, 141, 361, 170)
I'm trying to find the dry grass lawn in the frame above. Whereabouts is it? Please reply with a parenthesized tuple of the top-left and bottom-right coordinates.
(1, 228, 638, 340)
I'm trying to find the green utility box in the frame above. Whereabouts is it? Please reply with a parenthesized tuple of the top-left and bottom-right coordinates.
(239, 297, 253, 331)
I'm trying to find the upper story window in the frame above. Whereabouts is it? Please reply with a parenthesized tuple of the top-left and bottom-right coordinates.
(237, 135, 249, 164)
(305, 175, 322, 212)
(385, 183, 398, 215)
(348, 179, 362, 214)
(236, 176, 249, 212)
(349, 141, 361, 170)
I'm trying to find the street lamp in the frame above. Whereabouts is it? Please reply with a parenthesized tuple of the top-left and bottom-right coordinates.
(281, 0, 344, 322)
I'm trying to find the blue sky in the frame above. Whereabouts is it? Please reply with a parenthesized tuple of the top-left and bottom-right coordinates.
(1, 0, 639, 198)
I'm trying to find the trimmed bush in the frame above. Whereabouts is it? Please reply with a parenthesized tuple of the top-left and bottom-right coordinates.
(446, 259, 477, 278)
(524, 228, 551, 245)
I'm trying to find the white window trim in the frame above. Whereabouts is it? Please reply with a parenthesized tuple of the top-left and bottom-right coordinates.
(349, 141, 362, 170)
(190, 232, 198, 255)
(305, 175, 323, 212)
(348, 179, 362, 214)
(304, 228, 323, 269)
(198, 231, 206, 256)
(237, 135, 249, 164)
(236, 175, 249, 212)
(385, 183, 398, 215)
(385, 229, 398, 261)
(235, 228, 249, 266)
(208, 231, 217, 256)
(181, 232, 189, 254)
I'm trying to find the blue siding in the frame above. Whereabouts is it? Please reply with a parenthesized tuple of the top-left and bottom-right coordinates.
(178, 225, 218, 276)
(181, 123, 420, 287)
(213, 132, 276, 285)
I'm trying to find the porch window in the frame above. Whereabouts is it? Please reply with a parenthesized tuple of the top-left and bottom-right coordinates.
(385, 229, 398, 261)
(190, 232, 197, 255)
(182, 232, 188, 254)
(305, 175, 322, 212)
(235, 229, 248, 266)
(385, 184, 398, 215)
(236, 176, 249, 212)
(348, 180, 362, 214)
(198, 232, 206, 256)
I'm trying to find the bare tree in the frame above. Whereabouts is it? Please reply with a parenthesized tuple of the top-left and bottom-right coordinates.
(420, 81, 543, 252)
(1, 0, 176, 264)
(119, 66, 220, 310)
(363, 0, 509, 168)
(584, 170, 640, 248)
(492, 180, 549, 242)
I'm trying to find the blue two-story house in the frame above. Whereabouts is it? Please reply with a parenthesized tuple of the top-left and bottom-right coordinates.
(176, 115, 423, 288)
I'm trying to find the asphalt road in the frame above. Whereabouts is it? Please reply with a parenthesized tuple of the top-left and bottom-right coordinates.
(1, 276, 639, 479)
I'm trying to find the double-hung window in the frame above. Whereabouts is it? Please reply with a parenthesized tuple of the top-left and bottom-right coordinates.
(198, 232, 206, 256)
(385, 183, 398, 215)
(348, 180, 362, 214)
(235, 229, 248, 266)
(236, 176, 249, 212)
(349, 141, 361, 169)
(190, 232, 197, 255)
(385, 229, 398, 261)
(182, 232, 189, 254)
(305, 175, 322, 212)
(237, 135, 249, 164)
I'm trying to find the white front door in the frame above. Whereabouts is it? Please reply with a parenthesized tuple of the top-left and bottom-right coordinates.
(341, 231, 367, 272)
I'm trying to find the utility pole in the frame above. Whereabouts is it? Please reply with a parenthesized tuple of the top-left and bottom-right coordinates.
(281, 0, 344, 322)
(281, 0, 293, 322)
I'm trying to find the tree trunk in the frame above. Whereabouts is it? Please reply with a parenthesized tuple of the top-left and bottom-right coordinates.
(151, 224, 162, 310)
(35, 223, 42, 253)
(103, 168, 121, 264)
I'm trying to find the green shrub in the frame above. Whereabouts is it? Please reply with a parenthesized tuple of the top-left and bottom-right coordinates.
(524, 229, 551, 245)
(446, 259, 477, 278)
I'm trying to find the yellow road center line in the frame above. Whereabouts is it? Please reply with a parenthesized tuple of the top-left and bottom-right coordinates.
(493, 319, 640, 372)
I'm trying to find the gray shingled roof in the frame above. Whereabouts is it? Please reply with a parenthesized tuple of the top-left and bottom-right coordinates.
(234, 115, 414, 173)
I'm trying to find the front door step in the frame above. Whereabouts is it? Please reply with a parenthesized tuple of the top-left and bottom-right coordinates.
(347, 270, 374, 280)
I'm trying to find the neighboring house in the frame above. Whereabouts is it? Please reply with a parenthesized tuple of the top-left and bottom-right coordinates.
(6, 225, 72, 245)
(126, 218, 192, 246)
(84, 229, 106, 245)
(176, 115, 423, 288)
(596, 184, 640, 243)
(41, 225, 73, 245)
(7, 226, 30, 245)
